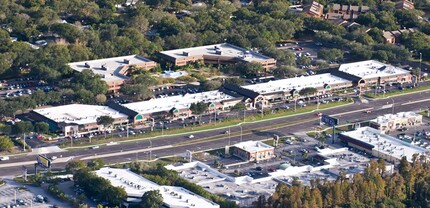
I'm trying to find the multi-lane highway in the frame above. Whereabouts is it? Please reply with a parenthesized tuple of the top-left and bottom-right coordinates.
(1, 91, 430, 177)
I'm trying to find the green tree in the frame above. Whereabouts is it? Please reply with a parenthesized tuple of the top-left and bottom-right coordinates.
(34, 122, 49, 133)
(87, 159, 105, 170)
(66, 160, 87, 174)
(318, 49, 344, 62)
(0, 136, 14, 152)
(139, 190, 164, 208)
(96, 116, 114, 139)
(273, 66, 300, 78)
(299, 87, 318, 97)
(200, 80, 222, 91)
(13, 121, 34, 135)
(189, 102, 208, 123)
(231, 102, 247, 111)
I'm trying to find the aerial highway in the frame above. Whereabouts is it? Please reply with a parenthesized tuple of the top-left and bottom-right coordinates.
(1, 91, 430, 177)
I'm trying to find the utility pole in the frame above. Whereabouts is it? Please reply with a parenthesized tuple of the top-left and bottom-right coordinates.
(23, 133, 26, 152)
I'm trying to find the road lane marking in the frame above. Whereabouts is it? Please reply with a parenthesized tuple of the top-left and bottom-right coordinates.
(80, 145, 173, 160)
(400, 98, 430, 106)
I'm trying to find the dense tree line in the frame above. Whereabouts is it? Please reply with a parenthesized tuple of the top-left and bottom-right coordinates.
(0, 0, 429, 117)
(254, 157, 430, 208)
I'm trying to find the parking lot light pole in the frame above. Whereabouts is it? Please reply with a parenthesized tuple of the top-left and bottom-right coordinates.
(126, 120, 129, 138)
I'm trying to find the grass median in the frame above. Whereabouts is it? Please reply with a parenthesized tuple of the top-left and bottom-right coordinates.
(364, 84, 430, 99)
(61, 99, 353, 149)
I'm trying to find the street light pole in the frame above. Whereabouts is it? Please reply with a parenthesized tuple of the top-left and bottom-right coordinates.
(390, 97, 395, 114)
(149, 139, 152, 160)
(294, 98, 297, 112)
(420, 52, 422, 70)
(243, 109, 246, 123)
(228, 127, 231, 146)
(239, 125, 243, 143)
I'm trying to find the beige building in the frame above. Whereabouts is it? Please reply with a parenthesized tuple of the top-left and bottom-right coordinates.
(224, 73, 353, 108)
(233, 141, 275, 162)
(370, 112, 423, 132)
(68, 55, 157, 93)
(159, 43, 276, 70)
(333, 60, 412, 88)
(29, 104, 128, 137)
(108, 90, 242, 124)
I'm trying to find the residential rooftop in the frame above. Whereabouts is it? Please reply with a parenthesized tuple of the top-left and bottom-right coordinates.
(160, 43, 274, 62)
(122, 90, 237, 115)
(95, 167, 220, 208)
(242, 73, 351, 94)
(340, 127, 429, 162)
(32, 104, 127, 125)
(338, 60, 410, 79)
(233, 141, 274, 153)
(68, 55, 155, 82)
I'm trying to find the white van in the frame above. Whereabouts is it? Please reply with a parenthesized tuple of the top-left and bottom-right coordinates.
(0, 156, 9, 161)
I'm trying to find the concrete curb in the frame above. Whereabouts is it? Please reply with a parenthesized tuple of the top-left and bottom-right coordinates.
(64, 101, 354, 150)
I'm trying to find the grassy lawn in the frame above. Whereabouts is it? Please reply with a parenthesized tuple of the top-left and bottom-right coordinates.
(364, 84, 430, 99)
(62, 100, 353, 149)
(419, 111, 430, 118)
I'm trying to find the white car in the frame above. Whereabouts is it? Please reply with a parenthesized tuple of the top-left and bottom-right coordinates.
(90, 146, 99, 149)
(0, 156, 10, 161)
(188, 135, 194, 139)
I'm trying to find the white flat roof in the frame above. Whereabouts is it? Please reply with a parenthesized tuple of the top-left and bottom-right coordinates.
(338, 60, 410, 79)
(371, 111, 422, 125)
(160, 43, 274, 62)
(341, 127, 429, 162)
(242, 73, 351, 93)
(95, 167, 219, 208)
(68, 55, 154, 82)
(33, 104, 127, 125)
(122, 90, 236, 115)
(233, 141, 274, 153)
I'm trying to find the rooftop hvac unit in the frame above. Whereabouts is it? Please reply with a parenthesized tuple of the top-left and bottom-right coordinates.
(124, 59, 130, 64)
(215, 50, 222, 55)
(183, 51, 189, 56)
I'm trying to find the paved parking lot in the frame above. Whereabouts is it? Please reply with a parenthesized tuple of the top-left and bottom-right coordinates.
(0, 184, 46, 208)
(0, 179, 71, 208)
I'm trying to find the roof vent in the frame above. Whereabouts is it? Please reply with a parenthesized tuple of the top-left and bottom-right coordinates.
(101, 64, 107, 70)
(84, 62, 91, 68)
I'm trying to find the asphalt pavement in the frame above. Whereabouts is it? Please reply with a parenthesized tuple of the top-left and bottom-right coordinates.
(1, 91, 430, 176)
